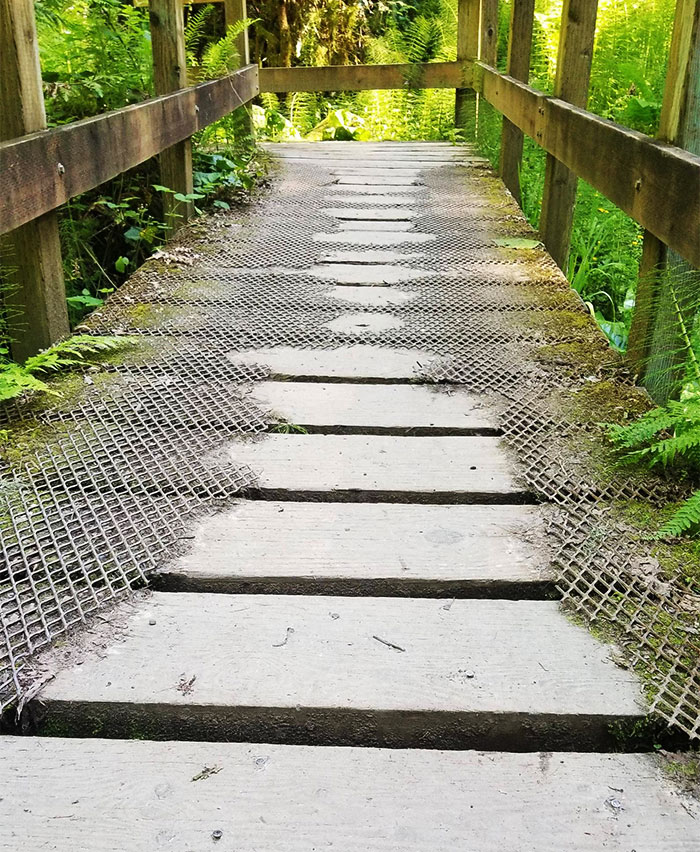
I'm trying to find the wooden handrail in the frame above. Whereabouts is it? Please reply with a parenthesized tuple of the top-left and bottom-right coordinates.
(0, 65, 259, 236)
(259, 61, 472, 94)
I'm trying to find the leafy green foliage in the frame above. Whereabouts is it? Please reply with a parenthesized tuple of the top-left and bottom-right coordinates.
(609, 385, 700, 537)
(0, 336, 131, 403)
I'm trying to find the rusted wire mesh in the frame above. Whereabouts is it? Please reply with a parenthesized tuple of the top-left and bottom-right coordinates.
(1, 142, 698, 737)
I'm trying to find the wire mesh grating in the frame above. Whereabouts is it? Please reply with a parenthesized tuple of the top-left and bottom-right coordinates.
(0, 144, 698, 738)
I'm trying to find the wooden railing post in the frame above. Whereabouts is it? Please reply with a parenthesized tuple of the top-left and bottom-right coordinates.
(627, 0, 700, 401)
(499, 0, 535, 206)
(0, 0, 69, 361)
(538, 0, 598, 270)
(150, 0, 194, 230)
(455, 0, 477, 130)
(223, 0, 254, 144)
(455, 0, 498, 137)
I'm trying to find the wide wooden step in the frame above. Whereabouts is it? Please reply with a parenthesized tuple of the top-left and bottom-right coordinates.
(252, 381, 495, 433)
(1, 738, 695, 851)
(34, 593, 643, 749)
(157, 501, 551, 597)
(230, 434, 527, 502)
(229, 344, 436, 380)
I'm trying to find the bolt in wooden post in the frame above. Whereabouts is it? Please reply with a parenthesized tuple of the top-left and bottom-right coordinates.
(627, 0, 700, 401)
(150, 0, 194, 231)
(538, 0, 598, 271)
(224, 0, 254, 145)
(0, 0, 70, 361)
(499, 0, 535, 206)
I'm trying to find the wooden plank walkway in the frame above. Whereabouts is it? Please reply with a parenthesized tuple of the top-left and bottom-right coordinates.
(4, 142, 697, 848)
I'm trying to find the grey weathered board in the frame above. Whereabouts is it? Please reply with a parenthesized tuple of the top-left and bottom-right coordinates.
(228, 345, 436, 380)
(0, 738, 695, 851)
(251, 382, 495, 431)
(159, 501, 550, 597)
(38, 594, 643, 748)
(228, 434, 524, 500)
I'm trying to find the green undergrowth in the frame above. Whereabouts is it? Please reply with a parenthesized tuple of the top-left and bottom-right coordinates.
(0, 336, 134, 405)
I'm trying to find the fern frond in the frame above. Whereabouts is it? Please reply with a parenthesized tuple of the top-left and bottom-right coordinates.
(185, 5, 216, 56)
(24, 336, 132, 375)
(657, 490, 700, 538)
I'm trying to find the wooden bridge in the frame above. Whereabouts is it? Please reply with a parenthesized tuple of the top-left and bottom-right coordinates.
(1, 0, 699, 848)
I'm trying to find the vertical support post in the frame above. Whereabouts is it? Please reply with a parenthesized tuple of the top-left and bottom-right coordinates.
(499, 0, 535, 206)
(455, 0, 480, 132)
(0, 0, 69, 361)
(223, 0, 254, 145)
(150, 0, 194, 230)
(627, 0, 700, 401)
(455, 0, 498, 137)
(538, 0, 598, 271)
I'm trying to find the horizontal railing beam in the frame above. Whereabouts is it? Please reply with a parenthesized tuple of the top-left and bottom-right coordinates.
(0, 64, 259, 236)
(475, 62, 700, 269)
(259, 61, 472, 94)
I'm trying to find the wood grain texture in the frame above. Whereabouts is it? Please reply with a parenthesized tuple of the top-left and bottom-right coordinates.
(39, 594, 643, 722)
(0, 65, 259, 235)
(475, 65, 700, 268)
(630, 0, 700, 398)
(162, 501, 549, 592)
(2, 739, 694, 852)
(228, 345, 436, 379)
(259, 61, 471, 93)
(251, 382, 495, 430)
(150, 0, 193, 227)
(0, 0, 69, 356)
(499, 0, 535, 205)
(227, 434, 523, 498)
(539, 0, 599, 269)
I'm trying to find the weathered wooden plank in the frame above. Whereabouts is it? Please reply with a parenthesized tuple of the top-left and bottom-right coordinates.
(36, 593, 643, 748)
(499, 0, 535, 205)
(252, 382, 495, 431)
(474, 66, 700, 269)
(160, 501, 550, 597)
(259, 61, 471, 93)
(629, 0, 700, 400)
(455, 0, 479, 127)
(0, 65, 259, 236)
(228, 434, 524, 500)
(312, 264, 429, 284)
(0, 0, 69, 358)
(314, 231, 435, 246)
(228, 345, 436, 380)
(327, 285, 415, 306)
(150, 0, 194, 228)
(3, 739, 694, 851)
(539, 0, 599, 270)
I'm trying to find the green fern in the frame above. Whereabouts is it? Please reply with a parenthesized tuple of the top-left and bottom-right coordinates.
(609, 391, 700, 537)
(658, 491, 700, 538)
(0, 336, 132, 404)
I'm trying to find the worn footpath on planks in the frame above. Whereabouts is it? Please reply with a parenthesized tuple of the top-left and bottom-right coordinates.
(1, 143, 697, 850)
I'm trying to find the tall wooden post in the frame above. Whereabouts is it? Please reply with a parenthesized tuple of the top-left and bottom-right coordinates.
(499, 0, 535, 206)
(150, 0, 194, 230)
(455, 0, 498, 137)
(627, 0, 700, 401)
(538, 0, 598, 270)
(0, 0, 69, 361)
(455, 0, 479, 132)
(223, 0, 254, 145)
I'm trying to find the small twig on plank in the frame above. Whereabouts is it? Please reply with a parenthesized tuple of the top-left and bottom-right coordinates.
(373, 635, 406, 652)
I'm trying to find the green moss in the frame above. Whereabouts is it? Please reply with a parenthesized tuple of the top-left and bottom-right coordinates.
(566, 380, 651, 425)
(536, 340, 619, 374)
